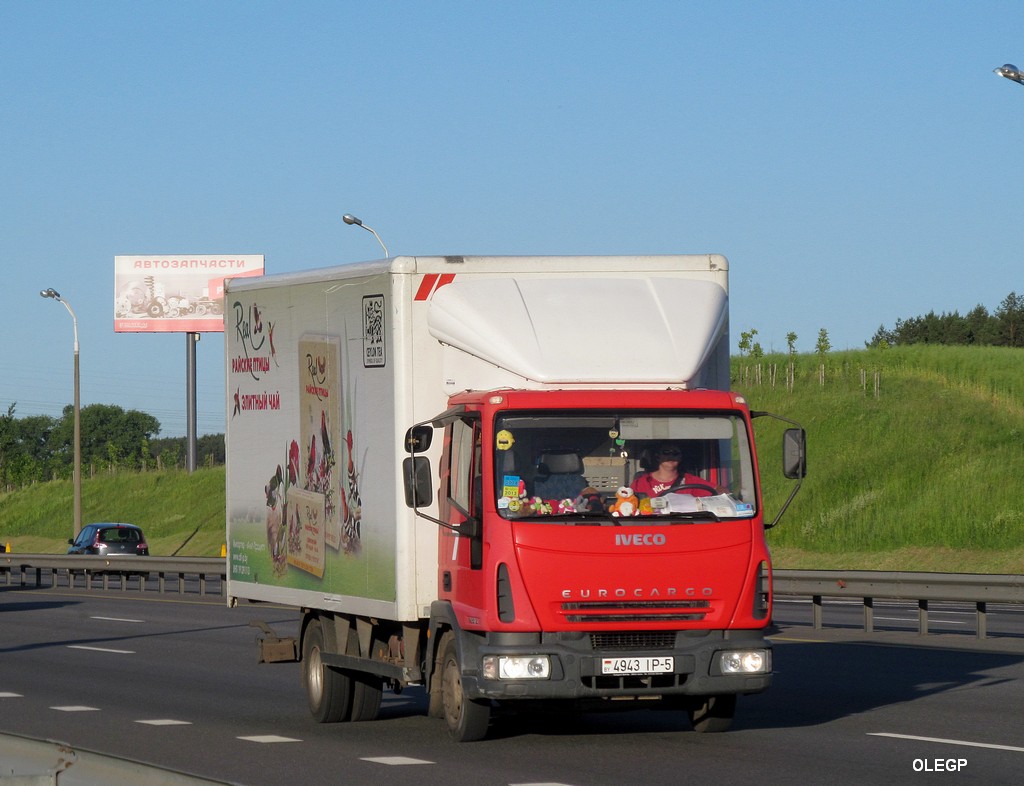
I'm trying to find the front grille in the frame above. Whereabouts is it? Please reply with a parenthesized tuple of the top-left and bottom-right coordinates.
(590, 631, 677, 651)
(561, 600, 710, 624)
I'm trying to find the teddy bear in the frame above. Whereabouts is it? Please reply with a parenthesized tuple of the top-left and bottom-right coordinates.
(609, 486, 639, 517)
(556, 498, 577, 514)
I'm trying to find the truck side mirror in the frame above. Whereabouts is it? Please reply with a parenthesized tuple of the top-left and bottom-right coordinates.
(783, 428, 807, 479)
(403, 456, 433, 508)
(405, 425, 433, 453)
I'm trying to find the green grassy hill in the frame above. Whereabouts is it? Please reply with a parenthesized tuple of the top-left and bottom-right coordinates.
(741, 345, 1024, 572)
(0, 467, 226, 557)
(2, 345, 1023, 572)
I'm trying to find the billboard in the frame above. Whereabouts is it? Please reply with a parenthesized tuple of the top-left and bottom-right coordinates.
(114, 254, 265, 333)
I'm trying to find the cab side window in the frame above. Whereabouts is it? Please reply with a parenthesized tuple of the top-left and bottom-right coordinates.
(448, 416, 483, 569)
(449, 417, 481, 518)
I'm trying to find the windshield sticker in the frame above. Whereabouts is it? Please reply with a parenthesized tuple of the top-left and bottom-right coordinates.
(502, 475, 526, 499)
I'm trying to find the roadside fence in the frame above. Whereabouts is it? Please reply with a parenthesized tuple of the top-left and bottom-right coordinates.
(0, 553, 225, 597)
(3, 556, 1023, 640)
(773, 569, 1024, 640)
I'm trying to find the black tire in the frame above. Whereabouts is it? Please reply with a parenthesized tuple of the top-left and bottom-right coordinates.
(688, 694, 736, 733)
(302, 619, 353, 723)
(350, 672, 384, 721)
(346, 630, 383, 722)
(439, 632, 490, 742)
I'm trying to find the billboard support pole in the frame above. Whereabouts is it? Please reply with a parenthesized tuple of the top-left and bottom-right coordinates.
(186, 332, 198, 472)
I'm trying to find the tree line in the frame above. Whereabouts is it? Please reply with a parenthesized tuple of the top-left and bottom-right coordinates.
(737, 291, 1024, 356)
(868, 292, 1024, 348)
(737, 328, 831, 358)
(0, 403, 225, 490)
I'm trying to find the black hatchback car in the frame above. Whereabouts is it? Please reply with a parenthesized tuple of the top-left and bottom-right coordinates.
(67, 523, 149, 556)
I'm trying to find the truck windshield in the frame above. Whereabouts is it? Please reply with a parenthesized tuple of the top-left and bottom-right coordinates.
(493, 410, 757, 522)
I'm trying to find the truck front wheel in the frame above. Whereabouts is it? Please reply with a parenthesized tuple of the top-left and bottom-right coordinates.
(439, 632, 490, 742)
(302, 619, 353, 723)
(688, 694, 736, 733)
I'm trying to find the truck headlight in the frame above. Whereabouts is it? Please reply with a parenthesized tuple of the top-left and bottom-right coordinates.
(716, 649, 769, 674)
(482, 655, 551, 680)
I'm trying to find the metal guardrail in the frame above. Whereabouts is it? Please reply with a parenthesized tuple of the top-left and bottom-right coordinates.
(3, 557, 1022, 638)
(773, 569, 1024, 639)
(0, 553, 226, 596)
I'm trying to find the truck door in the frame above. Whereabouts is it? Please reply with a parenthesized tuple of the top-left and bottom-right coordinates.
(438, 415, 485, 614)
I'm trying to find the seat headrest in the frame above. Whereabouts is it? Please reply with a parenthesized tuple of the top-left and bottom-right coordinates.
(539, 451, 582, 474)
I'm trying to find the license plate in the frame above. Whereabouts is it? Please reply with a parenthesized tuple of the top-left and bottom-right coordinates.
(601, 656, 674, 675)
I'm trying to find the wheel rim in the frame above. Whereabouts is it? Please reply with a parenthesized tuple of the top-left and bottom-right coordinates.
(307, 645, 324, 705)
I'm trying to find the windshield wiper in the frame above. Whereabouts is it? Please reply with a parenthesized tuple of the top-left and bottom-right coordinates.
(666, 510, 721, 522)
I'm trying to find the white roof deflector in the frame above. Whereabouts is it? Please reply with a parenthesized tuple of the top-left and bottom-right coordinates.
(427, 276, 727, 386)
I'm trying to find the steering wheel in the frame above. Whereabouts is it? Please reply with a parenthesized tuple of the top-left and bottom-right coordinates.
(656, 481, 718, 497)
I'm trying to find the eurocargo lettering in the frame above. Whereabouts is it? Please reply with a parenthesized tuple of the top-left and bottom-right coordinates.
(224, 254, 806, 741)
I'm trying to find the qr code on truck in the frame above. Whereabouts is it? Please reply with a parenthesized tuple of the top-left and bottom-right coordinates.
(362, 294, 386, 367)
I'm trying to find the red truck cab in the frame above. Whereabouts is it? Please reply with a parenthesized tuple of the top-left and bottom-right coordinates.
(420, 387, 804, 740)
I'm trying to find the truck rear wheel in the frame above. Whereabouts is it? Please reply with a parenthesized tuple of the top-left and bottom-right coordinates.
(350, 673, 383, 721)
(302, 619, 353, 723)
(439, 632, 490, 742)
(688, 694, 736, 733)
(346, 630, 383, 722)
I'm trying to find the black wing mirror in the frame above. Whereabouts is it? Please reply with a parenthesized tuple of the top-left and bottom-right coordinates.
(783, 428, 807, 479)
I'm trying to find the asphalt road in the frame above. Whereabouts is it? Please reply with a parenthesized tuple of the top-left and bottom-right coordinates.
(2, 586, 1023, 785)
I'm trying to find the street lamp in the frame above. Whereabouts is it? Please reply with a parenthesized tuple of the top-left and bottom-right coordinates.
(342, 213, 390, 257)
(994, 63, 1024, 86)
(40, 287, 82, 538)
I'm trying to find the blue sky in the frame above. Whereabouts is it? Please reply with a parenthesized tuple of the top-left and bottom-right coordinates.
(3, 1, 1024, 437)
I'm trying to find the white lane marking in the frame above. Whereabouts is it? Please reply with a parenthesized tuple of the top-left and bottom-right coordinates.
(870, 732, 1024, 753)
(361, 757, 435, 766)
(90, 616, 145, 623)
(0, 692, 24, 698)
(238, 735, 302, 744)
(52, 706, 100, 712)
(68, 645, 135, 654)
(137, 719, 192, 726)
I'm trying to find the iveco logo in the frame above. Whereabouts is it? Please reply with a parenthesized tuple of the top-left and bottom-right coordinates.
(615, 533, 667, 546)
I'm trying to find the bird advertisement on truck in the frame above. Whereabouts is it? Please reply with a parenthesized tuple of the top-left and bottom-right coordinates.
(225, 254, 806, 741)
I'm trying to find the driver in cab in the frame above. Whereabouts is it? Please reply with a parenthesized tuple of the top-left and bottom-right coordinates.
(632, 444, 714, 498)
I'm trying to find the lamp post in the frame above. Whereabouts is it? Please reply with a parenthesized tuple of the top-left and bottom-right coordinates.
(40, 288, 82, 538)
(342, 213, 390, 257)
(994, 63, 1024, 86)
